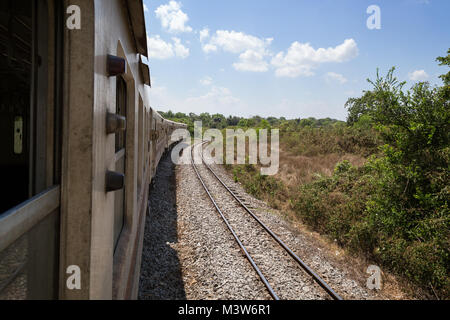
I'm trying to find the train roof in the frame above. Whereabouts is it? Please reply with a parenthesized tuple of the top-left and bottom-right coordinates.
(125, 0, 148, 57)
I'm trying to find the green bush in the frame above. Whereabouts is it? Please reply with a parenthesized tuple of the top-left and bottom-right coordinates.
(293, 51, 450, 297)
(224, 50, 450, 298)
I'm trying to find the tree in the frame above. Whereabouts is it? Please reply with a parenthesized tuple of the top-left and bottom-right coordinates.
(211, 114, 227, 129)
(237, 119, 248, 128)
(227, 116, 241, 126)
(340, 50, 450, 294)
(266, 117, 279, 126)
(299, 118, 315, 128)
(199, 113, 212, 127)
(175, 112, 187, 119)
(437, 49, 450, 87)
(259, 119, 271, 130)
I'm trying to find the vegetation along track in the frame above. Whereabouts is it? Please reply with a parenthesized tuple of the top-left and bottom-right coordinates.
(190, 143, 343, 300)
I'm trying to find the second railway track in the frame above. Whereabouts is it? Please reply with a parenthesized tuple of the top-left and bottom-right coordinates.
(190, 143, 343, 300)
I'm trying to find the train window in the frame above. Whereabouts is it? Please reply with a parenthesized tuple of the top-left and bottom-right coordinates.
(137, 97, 144, 188)
(115, 76, 127, 153)
(0, 0, 61, 212)
(146, 110, 150, 174)
(0, 0, 33, 213)
(0, 0, 62, 299)
(114, 76, 127, 248)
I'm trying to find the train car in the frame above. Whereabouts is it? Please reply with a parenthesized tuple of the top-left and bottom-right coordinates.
(0, 0, 186, 300)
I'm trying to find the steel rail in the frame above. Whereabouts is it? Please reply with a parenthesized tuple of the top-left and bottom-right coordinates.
(190, 144, 280, 300)
(200, 144, 343, 301)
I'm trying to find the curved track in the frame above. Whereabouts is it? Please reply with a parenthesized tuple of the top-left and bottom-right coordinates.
(190, 143, 343, 300)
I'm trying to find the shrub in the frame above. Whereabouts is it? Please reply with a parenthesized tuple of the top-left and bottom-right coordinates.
(225, 49, 450, 298)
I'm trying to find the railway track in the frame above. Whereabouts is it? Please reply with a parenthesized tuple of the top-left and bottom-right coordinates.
(190, 143, 343, 301)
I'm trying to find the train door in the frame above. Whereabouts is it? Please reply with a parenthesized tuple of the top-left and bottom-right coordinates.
(0, 0, 63, 299)
(113, 76, 127, 249)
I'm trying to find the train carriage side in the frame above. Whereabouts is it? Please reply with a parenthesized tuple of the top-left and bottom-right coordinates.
(0, 0, 186, 300)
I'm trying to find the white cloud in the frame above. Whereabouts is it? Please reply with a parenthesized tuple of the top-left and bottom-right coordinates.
(185, 86, 243, 111)
(145, 85, 177, 111)
(202, 43, 218, 53)
(202, 32, 357, 76)
(233, 50, 269, 72)
(408, 69, 429, 81)
(205, 30, 272, 54)
(325, 72, 348, 84)
(200, 76, 213, 86)
(155, 1, 192, 33)
(147, 35, 189, 60)
(199, 28, 210, 42)
(143, 4, 149, 12)
(148, 35, 175, 59)
(172, 37, 190, 58)
(147, 84, 246, 116)
(200, 28, 216, 53)
(271, 39, 359, 78)
(203, 30, 273, 73)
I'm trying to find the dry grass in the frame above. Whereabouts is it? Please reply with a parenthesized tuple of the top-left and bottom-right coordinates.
(262, 144, 367, 214)
(277, 150, 366, 188)
(224, 136, 427, 299)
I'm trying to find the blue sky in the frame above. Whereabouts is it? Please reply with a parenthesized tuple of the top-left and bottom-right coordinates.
(142, 0, 449, 120)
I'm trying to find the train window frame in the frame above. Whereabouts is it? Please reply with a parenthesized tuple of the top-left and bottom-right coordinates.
(111, 41, 137, 262)
(113, 74, 127, 249)
(137, 96, 144, 189)
(115, 76, 127, 154)
(111, 42, 146, 297)
(145, 108, 150, 177)
(0, 0, 64, 300)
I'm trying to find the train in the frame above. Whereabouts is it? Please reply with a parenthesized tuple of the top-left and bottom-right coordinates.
(0, 0, 186, 300)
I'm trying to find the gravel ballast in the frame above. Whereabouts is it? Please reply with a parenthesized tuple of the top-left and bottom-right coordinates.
(139, 145, 406, 300)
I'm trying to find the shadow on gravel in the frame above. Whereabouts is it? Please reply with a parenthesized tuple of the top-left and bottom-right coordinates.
(139, 151, 186, 300)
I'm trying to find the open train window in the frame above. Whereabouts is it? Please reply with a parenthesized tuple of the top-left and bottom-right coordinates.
(0, 0, 63, 299)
